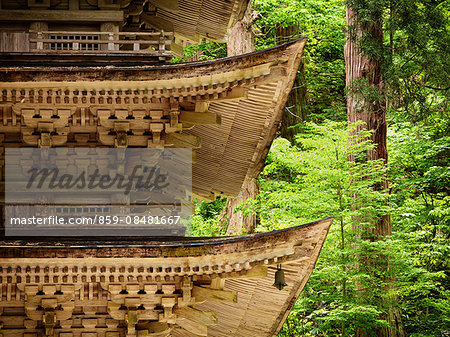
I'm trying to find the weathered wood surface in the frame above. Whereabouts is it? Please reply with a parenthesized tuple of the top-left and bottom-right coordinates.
(141, 0, 249, 43)
(0, 217, 333, 337)
(0, 32, 29, 53)
(0, 39, 307, 200)
(0, 9, 124, 22)
(0, 30, 173, 61)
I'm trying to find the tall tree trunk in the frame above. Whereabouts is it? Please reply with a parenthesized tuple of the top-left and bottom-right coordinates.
(276, 25, 307, 142)
(221, 179, 259, 234)
(344, 6, 406, 337)
(223, 2, 259, 234)
(227, 3, 255, 56)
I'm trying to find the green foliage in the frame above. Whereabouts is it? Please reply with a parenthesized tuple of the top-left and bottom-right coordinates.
(188, 198, 227, 237)
(254, 0, 347, 121)
(170, 0, 348, 121)
(388, 115, 450, 335)
(239, 122, 395, 335)
(232, 121, 449, 336)
(345, 0, 449, 123)
(177, 1, 449, 335)
(243, 121, 387, 230)
(172, 40, 227, 63)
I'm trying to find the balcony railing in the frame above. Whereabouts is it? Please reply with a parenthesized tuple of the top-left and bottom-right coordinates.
(0, 30, 173, 61)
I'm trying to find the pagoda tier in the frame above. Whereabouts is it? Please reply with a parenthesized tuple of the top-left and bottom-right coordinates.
(0, 39, 307, 200)
(0, 217, 332, 337)
(0, 2, 333, 337)
(0, 0, 250, 58)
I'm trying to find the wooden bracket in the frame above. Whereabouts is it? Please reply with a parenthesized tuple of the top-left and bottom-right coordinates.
(115, 131, 128, 148)
(170, 102, 180, 127)
(44, 312, 56, 337)
(114, 122, 130, 148)
(126, 310, 138, 335)
(178, 276, 193, 307)
(159, 297, 176, 324)
(24, 284, 75, 335)
(39, 132, 51, 148)
(148, 123, 165, 148)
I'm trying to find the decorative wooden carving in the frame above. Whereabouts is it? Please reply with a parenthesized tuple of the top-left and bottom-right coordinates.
(24, 284, 76, 336)
(0, 78, 255, 149)
(0, 262, 248, 336)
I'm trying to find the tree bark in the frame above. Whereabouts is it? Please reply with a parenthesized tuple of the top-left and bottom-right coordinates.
(220, 179, 259, 234)
(345, 6, 406, 337)
(224, 2, 259, 234)
(345, 6, 390, 235)
(227, 3, 255, 57)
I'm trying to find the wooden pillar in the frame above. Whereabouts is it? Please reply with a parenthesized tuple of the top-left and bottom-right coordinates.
(29, 21, 48, 51)
(29, 22, 48, 33)
(100, 22, 119, 51)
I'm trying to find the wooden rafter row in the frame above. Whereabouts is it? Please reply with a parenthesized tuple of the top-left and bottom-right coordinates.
(0, 218, 332, 337)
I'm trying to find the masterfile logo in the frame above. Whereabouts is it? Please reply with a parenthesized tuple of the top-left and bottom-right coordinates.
(4, 148, 192, 236)
(25, 165, 170, 195)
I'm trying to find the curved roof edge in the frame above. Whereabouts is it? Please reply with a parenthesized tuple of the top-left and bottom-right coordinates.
(0, 38, 307, 73)
(0, 216, 333, 250)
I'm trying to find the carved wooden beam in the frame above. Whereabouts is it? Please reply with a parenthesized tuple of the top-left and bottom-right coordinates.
(165, 133, 201, 149)
(175, 306, 217, 336)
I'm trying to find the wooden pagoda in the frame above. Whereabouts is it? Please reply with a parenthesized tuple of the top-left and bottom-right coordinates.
(0, 0, 332, 336)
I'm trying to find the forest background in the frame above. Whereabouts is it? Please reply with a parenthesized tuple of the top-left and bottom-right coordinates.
(174, 0, 449, 336)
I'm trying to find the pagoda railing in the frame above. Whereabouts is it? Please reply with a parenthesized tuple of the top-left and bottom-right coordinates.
(0, 30, 173, 60)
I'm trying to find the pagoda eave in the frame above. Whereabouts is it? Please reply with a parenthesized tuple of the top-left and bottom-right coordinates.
(0, 217, 333, 337)
(0, 39, 307, 200)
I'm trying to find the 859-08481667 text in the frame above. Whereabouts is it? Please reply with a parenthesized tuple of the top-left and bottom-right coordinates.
(9, 215, 182, 226)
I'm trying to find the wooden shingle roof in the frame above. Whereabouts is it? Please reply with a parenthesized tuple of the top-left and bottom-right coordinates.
(139, 0, 250, 43)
